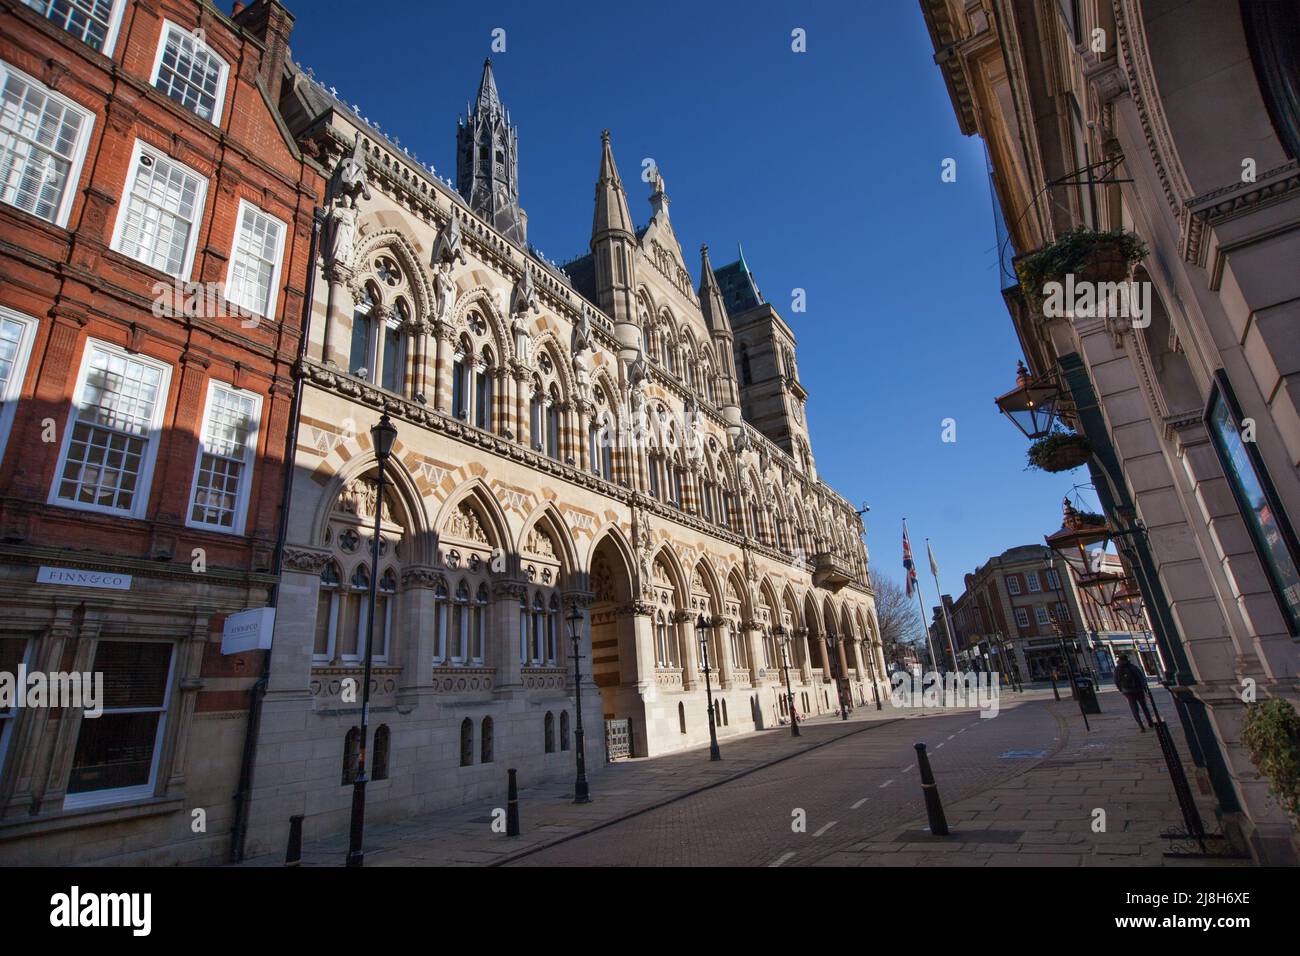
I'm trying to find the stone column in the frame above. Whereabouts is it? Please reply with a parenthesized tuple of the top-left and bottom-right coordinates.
(744, 622, 765, 684)
(399, 567, 441, 697)
(492, 580, 529, 692)
(514, 369, 529, 445)
(798, 627, 813, 684)
(270, 548, 330, 694)
(432, 323, 448, 412)
(40, 604, 104, 810)
(323, 270, 355, 367)
(716, 620, 735, 688)
(676, 610, 699, 690)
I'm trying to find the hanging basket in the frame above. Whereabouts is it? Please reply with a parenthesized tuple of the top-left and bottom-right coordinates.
(1027, 433, 1092, 472)
(1017, 228, 1148, 307)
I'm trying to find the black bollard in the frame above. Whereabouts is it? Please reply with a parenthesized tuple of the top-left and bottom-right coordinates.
(1049, 672, 1061, 701)
(285, 814, 303, 866)
(914, 743, 949, 836)
(506, 768, 520, 837)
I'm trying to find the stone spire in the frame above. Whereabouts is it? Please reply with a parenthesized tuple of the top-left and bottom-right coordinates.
(590, 130, 638, 331)
(456, 58, 526, 245)
(698, 243, 732, 335)
(591, 129, 634, 242)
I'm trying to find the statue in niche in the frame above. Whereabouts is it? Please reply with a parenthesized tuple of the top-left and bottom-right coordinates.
(324, 134, 372, 274)
(434, 261, 457, 328)
(571, 308, 594, 404)
(511, 264, 539, 365)
(626, 353, 649, 413)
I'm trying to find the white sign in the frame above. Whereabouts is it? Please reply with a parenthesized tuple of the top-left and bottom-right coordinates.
(37, 566, 132, 590)
(222, 607, 276, 655)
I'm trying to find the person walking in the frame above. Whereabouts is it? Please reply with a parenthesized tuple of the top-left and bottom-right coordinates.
(1114, 652, 1154, 731)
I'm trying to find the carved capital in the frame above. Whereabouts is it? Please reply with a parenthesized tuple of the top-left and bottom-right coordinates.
(282, 547, 330, 573)
(400, 566, 443, 589)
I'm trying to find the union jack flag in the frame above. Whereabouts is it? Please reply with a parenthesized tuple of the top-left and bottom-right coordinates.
(903, 523, 919, 597)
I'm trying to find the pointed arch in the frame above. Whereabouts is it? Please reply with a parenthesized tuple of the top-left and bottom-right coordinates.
(725, 567, 751, 622)
(692, 555, 724, 617)
(451, 284, 511, 356)
(530, 328, 577, 399)
(650, 542, 690, 600)
(311, 447, 432, 564)
(351, 227, 433, 318)
(518, 501, 580, 581)
(433, 476, 513, 554)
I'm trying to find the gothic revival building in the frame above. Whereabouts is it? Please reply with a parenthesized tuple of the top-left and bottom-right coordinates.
(241, 55, 882, 854)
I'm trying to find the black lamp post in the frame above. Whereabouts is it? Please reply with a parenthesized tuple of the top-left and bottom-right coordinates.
(346, 412, 397, 868)
(567, 603, 591, 804)
(860, 636, 883, 711)
(775, 626, 799, 737)
(695, 614, 722, 760)
(825, 633, 849, 720)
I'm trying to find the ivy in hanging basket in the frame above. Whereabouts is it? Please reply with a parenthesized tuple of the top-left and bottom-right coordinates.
(1241, 698, 1300, 822)
(1072, 510, 1107, 528)
(1027, 431, 1092, 472)
(1016, 227, 1148, 307)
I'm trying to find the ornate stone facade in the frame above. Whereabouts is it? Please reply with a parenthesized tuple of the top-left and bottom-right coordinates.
(242, 57, 883, 856)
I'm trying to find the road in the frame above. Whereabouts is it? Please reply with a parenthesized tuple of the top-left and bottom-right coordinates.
(509, 697, 1063, 867)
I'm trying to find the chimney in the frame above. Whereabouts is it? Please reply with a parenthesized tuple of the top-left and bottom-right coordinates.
(232, 0, 295, 105)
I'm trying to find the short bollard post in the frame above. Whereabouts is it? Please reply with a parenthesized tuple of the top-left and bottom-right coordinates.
(1049, 672, 1061, 701)
(506, 768, 520, 837)
(914, 743, 949, 836)
(285, 814, 303, 866)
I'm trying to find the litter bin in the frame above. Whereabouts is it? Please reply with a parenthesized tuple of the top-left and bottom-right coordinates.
(1073, 675, 1101, 714)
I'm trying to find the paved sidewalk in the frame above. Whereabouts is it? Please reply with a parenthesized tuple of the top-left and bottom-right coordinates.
(241, 703, 911, 867)
(813, 687, 1250, 867)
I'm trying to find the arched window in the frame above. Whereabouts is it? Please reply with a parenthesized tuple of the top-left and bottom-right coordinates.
(452, 580, 470, 663)
(481, 716, 494, 763)
(433, 578, 449, 664)
(671, 456, 684, 507)
(529, 386, 543, 450)
(545, 385, 561, 460)
(547, 593, 560, 664)
(381, 302, 405, 393)
(472, 582, 488, 663)
(474, 346, 494, 430)
(342, 726, 361, 784)
(452, 338, 469, 420)
(518, 592, 529, 664)
(721, 699, 729, 726)
(314, 561, 341, 662)
(339, 565, 369, 661)
(460, 718, 473, 767)
(648, 453, 661, 500)
(530, 591, 546, 664)
(373, 567, 397, 662)
(560, 710, 571, 751)
(656, 610, 669, 667)
(702, 476, 714, 522)
(349, 287, 376, 377)
(372, 725, 390, 780)
(678, 701, 687, 734)
(544, 711, 555, 753)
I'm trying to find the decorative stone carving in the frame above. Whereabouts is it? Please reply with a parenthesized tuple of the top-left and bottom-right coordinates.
(510, 263, 539, 364)
(335, 476, 395, 522)
(432, 211, 468, 267)
(524, 526, 556, 558)
(444, 501, 489, 543)
(283, 548, 331, 573)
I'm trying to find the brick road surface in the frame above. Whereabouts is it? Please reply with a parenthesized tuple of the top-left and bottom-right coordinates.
(240, 685, 1248, 867)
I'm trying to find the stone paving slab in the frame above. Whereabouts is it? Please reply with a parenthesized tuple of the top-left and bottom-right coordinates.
(832, 688, 1251, 867)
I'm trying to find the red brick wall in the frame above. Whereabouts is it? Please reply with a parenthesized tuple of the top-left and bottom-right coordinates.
(0, 1, 324, 577)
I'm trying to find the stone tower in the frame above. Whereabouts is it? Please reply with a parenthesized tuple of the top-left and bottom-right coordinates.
(457, 58, 526, 245)
(716, 249, 815, 475)
(589, 130, 638, 331)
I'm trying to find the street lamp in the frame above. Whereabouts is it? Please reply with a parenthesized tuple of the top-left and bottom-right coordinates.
(567, 603, 591, 804)
(824, 633, 849, 720)
(859, 636, 883, 711)
(774, 626, 799, 737)
(994, 360, 1061, 439)
(346, 412, 397, 868)
(695, 615, 722, 761)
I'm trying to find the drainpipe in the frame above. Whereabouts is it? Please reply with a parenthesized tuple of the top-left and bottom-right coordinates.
(229, 206, 323, 863)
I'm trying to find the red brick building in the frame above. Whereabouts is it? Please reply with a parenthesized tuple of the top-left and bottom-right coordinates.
(0, 0, 321, 864)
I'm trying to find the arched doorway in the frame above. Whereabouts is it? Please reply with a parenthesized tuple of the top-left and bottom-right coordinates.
(588, 531, 641, 753)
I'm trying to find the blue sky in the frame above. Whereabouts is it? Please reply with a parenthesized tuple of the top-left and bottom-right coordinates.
(288, 0, 1093, 599)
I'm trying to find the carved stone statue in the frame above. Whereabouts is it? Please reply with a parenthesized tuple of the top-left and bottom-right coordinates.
(571, 308, 594, 404)
(511, 264, 539, 364)
(324, 135, 371, 274)
(335, 133, 372, 205)
(627, 353, 649, 411)
(434, 259, 457, 327)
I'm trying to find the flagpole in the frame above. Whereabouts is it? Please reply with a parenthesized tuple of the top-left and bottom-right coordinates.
(927, 538, 961, 672)
(903, 518, 939, 673)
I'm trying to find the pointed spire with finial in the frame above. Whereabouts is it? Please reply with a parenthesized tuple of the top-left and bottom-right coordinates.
(699, 244, 732, 335)
(591, 129, 634, 244)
